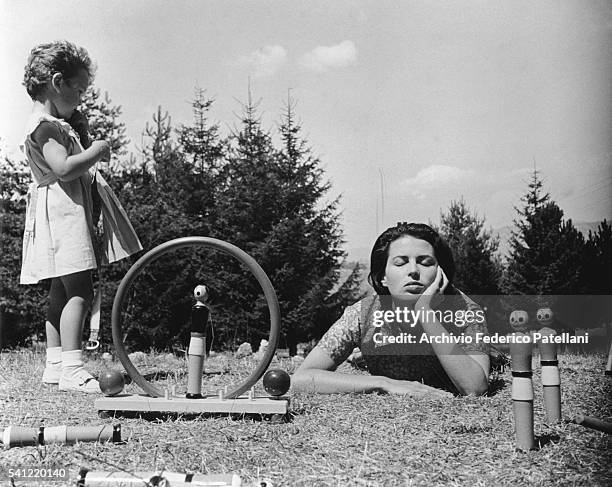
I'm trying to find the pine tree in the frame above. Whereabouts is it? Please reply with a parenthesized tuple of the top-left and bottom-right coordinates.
(501, 169, 590, 332)
(205, 91, 283, 350)
(176, 88, 226, 235)
(205, 92, 359, 353)
(580, 220, 612, 328)
(503, 170, 586, 295)
(177, 87, 225, 173)
(503, 169, 551, 295)
(438, 199, 502, 295)
(274, 95, 363, 350)
(215, 91, 278, 245)
(584, 220, 612, 294)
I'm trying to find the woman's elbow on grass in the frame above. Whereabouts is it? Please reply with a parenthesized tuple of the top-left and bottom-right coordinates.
(457, 377, 489, 397)
(290, 368, 316, 392)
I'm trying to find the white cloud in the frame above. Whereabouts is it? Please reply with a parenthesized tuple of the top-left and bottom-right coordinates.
(404, 165, 474, 200)
(237, 45, 288, 78)
(403, 164, 530, 201)
(299, 40, 358, 72)
(409, 165, 471, 186)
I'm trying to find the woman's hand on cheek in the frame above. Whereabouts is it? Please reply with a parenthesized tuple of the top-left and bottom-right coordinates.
(439, 267, 449, 293)
(416, 267, 447, 310)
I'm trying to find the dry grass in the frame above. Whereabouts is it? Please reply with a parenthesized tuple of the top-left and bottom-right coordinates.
(0, 349, 610, 486)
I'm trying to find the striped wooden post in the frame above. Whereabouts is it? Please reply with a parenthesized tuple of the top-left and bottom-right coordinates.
(536, 308, 562, 423)
(509, 332, 536, 451)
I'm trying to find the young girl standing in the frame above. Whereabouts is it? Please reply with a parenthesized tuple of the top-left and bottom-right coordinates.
(20, 40, 141, 392)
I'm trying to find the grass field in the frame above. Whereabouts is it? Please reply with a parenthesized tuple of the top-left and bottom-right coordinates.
(0, 348, 610, 486)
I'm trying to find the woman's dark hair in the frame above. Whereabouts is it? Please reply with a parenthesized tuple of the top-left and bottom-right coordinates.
(23, 40, 95, 101)
(368, 222, 456, 295)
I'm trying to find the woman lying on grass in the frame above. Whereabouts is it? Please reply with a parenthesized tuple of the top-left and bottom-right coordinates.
(293, 222, 490, 397)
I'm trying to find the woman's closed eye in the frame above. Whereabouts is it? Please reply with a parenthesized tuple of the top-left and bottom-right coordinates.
(392, 256, 435, 266)
(417, 256, 436, 266)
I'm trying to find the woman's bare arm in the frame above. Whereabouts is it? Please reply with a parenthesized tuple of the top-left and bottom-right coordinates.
(292, 347, 452, 397)
(416, 268, 490, 396)
(414, 321, 490, 396)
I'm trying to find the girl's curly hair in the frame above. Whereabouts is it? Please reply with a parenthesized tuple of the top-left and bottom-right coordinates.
(368, 222, 456, 295)
(23, 40, 95, 101)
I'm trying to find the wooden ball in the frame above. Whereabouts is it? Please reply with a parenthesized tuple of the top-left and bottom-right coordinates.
(99, 370, 125, 396)
(263, 369, 290, 397)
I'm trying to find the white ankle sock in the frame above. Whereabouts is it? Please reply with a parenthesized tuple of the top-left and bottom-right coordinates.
(46, 346, 62, 366)
(61, 349, 86, 377)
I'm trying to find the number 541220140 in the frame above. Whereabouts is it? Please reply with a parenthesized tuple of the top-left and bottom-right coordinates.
(7, 467, 68, 481)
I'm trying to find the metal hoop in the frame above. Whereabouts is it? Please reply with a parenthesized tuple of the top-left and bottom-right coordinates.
(111, 237, 281, 399)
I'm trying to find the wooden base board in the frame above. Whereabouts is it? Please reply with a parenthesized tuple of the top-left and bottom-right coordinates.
(95, 394, 289, 415)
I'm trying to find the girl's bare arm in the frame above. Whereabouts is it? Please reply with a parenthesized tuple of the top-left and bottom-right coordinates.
(33, 122, 109, 181)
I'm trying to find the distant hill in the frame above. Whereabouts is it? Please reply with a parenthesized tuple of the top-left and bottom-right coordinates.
(346, 221, 606, 263)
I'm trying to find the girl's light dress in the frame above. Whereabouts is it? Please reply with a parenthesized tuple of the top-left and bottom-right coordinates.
(20, 112, 142, 284)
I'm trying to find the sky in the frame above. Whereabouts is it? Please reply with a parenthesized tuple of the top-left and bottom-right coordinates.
(1, 0, 611, 259)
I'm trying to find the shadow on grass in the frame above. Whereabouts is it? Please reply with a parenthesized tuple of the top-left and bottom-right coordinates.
(141, 370, 181, 382)
(486, 376, 507, 396)
(98, 369, 226, 390)
(136, 369, 226, 383)
(99, 409, 292, 424)
(536, 433, 562, 449)
(96, 370, 178, 384)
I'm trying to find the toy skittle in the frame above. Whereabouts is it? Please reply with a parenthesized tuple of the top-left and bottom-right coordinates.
(1, 424, 120, 449)
(77, 468, 241, 486)
(535, 308, 561, 423)
(509, 331, 536, 451)
(186, 285, 210, 399)
(568, 414, 612, 434)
